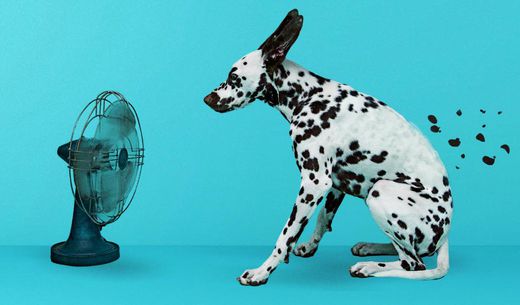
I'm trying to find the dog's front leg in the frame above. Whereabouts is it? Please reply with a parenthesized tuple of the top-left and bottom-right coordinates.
(238, 174, 331, 286)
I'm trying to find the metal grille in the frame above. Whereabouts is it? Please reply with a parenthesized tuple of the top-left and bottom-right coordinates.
(67, 91, 144, 226)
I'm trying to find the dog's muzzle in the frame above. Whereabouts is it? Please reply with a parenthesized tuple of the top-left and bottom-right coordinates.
(204, 92, 230, 113)
(204, 92, 219, 106)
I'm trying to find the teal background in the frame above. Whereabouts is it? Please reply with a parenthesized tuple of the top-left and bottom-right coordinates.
(0, 1, 519, 304)
(1, 0, 519, 246)
(2, 0, 518, 247)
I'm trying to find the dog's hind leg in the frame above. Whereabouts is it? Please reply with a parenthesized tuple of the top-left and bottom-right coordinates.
(294, 188, 345, 258)
(350, 179, 451, 280)
(351, 242, 398, 257)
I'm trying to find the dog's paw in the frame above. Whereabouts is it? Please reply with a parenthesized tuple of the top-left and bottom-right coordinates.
(351, 242, 373, 257)
(349, 262, 379, 278)
(293, 242, 318, 258)
(237, 268, 270, 286)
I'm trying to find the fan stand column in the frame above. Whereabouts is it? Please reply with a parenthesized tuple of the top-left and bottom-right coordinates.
(51, 193, 120, 266)
(51, 142, 120, 266)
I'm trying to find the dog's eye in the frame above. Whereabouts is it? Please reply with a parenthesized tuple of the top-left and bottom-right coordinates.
(230, 74, 238, 81)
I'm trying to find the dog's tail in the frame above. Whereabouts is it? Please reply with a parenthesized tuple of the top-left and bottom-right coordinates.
(373, 239, 450, 280)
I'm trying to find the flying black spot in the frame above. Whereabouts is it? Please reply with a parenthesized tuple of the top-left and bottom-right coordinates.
(461, 153, 465, 159)
(500, 144, 510, 154)
(427, 115, 437, 124)
(448, 138, 461, 147)
(498, 111, 502, 115)
(482, 155, 495, 166)
(456, 109, 462, 116)
(482, 124, 486, 128)
(430, 125, 441, 133)
(455, 166, 460, 170)
(476, 133, 485, 142)
(480, 109, 486, 114)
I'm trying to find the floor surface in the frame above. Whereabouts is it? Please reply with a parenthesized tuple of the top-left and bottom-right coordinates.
(0, 245, 516, 305)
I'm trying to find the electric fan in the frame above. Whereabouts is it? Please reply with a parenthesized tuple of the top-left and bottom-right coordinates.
(51, 91, 144, 266)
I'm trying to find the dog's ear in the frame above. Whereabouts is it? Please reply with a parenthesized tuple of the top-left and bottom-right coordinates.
(261, 11, 303, 76)
(259, 9, 299, 51)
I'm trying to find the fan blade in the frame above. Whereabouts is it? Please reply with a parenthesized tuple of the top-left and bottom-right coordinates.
(119, 161, 137, 207)
(94, 101, 136, 141)
(97, 160, 137, 214)
(97, 169, 122, 214)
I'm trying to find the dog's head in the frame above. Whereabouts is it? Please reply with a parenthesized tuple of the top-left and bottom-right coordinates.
(204, 9, 303, 113)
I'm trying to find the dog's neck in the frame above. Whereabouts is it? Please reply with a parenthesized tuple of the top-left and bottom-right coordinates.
(265, 60, 338, 122)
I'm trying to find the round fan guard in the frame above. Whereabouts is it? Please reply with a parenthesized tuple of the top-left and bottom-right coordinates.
(67, 91, 145, 226)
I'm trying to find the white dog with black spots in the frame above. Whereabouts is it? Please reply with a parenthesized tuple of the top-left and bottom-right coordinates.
(204, 9, 452, 286)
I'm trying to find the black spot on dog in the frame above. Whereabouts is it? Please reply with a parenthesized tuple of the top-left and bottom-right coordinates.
(397, 220, 407, 229)
(482, 155, 496, 166)
(401, 260, 411, 271)
(308, 71, 329, 85)
(427, 115, 437, 124)
(371, 190, 380, 198)
(370, 151, 388, 164)
(500, 144, 510, 154)
(476, 133, 485, 142)
(319, 146, 325, 154)
(303, 158, 320, 171)
(377, 170, 386, 176)
(349, 140, 360, 151)
(345, 151, 368, 164)
(442, 190, 451, 202)
(352, 184, 362, 195)
(416, 264, 426, 271)
(378, 263, 386, 267)
(310, 100, 327, 114)
(415, 227, 425, 244)
(298, 71, 305, 77)
(448, 138, 461, 147)
(288, 205, 298, 227)
(438, 206, 446, 213)
(350, 90, 358, 97)
(443, 176, 449, 186)
(391, 213, 398, 218)
(363, 99, 379, 109)
(394, 232, 404, 240)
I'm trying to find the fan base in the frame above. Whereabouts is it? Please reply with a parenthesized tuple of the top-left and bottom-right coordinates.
(51, 240, 120, 266)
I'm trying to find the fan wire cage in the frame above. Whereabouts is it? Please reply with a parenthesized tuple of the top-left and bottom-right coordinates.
(67, 91, 144, 226)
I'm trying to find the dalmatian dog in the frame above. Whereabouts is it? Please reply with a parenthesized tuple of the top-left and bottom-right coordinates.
(204, 9, 452, 286)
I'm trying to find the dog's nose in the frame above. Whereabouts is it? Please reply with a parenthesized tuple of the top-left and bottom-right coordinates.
(204, 92, 220, 106)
